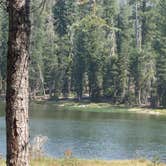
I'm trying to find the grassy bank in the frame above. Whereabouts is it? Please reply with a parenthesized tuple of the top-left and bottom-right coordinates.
(42, 100, 166, 116)
(1, 98, 166, 116)
(1, 158, 166, 166)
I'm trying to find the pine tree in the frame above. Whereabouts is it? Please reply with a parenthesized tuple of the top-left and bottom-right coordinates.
(30, 4, 48, 97)
(53, 0, 69, 37)
(102, 0, 119, 100)
(72, 31, 86, 100)
(128, 0, 156, 105)
(155, 0, 166, 107)
(0, 8, 7, 94)
(6, 0, 31, 165)
(53, 0, 76, 97)
(116, 5, 132, 103)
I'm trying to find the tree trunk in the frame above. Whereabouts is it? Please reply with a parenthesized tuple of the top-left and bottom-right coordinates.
(141, 0, 146, 46)
(37, 63, 46, 96)
(135, 2, 141, 50)
(6, 0, 31, 165)
(0, 70, 2, 94)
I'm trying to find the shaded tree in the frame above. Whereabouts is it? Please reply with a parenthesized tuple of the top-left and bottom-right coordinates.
(5, 0, 31, 165)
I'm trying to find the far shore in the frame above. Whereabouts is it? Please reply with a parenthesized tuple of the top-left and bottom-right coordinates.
(32, 97, 166, 116)
(1, 95, 166, 116)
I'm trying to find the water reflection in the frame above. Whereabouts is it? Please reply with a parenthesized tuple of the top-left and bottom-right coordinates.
(0, 102, 166, 162)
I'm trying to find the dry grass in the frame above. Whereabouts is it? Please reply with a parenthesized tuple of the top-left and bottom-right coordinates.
(1, 158, 166, 166)
(55, 101, 166, 115)
(29, 158, 166, 166)
(0, 160, 5, 166)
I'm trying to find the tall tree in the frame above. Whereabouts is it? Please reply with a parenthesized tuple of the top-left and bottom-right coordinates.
(116, 4, 132, 103)
(72, 30, 86, 100)
(53, 0, 75, 97)
(5, 0, 31, 165)
(128, 0, 156, 105)
(155, 0, 166, 107)
(102, 0, 119, 100)
(30, 6, 46, 97)
(0, 8, 8, 94)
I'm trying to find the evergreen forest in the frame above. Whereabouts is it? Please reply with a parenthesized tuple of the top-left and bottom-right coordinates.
(0, 0, 166, 107)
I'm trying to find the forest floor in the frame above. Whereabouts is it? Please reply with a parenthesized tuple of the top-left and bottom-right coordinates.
(39, 99, 166, 116)
(0, 158, 166, 166)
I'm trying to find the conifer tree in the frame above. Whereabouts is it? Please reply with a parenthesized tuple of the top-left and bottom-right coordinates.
(155, 0, 166, 107)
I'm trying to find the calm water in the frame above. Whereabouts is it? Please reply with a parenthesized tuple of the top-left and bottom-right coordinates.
(0, 101, 166, 162)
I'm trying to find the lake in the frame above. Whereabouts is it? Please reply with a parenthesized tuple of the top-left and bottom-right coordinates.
(0, 101, 166, 162)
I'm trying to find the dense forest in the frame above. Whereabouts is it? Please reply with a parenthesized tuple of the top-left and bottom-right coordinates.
(0, 0, 166, 107)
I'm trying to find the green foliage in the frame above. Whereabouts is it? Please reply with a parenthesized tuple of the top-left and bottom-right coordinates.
(72, 13, 113, 100)
(53, 0, 69, 36)
(116, 5, 132, 102)
(154, 0, 166, 107)
(102, 0, 119, 24)
(72, 31, 86, 99)
(0, 0, 165, 107)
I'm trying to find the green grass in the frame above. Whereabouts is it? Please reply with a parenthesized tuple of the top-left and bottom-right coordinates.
(1, 158, 166, 166)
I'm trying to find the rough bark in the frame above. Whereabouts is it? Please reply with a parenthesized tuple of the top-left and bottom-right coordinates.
(141, 0, 146, 46)
(135, 2, 141, 50)
(6, 0, 31, 165)
(0, 71, 2, 94)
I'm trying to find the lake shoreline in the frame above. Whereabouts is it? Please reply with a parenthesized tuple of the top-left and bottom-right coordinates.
(1, 98, 166, 116)
(33, 99, 166, 116)
(1, 95, 166, 116)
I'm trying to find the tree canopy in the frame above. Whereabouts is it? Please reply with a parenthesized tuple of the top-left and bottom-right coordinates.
(0, 0, 166, 107)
